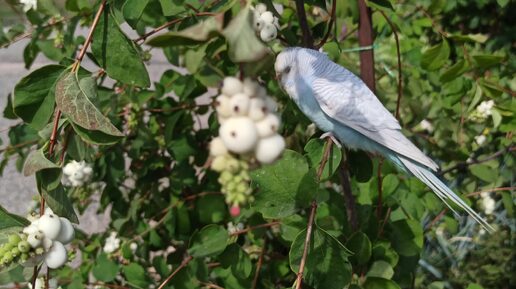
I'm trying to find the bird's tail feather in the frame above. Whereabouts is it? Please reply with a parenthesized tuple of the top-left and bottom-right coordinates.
(398, 156, 494, 232)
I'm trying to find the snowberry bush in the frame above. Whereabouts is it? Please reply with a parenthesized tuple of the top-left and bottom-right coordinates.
(0, 0, 514, 289)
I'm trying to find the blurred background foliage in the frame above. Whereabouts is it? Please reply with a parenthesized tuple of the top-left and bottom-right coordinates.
(0, 0, 514, 288)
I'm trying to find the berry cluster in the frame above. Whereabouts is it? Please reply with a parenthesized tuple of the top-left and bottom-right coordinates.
(0, 210, 74, 270)
(210, 77, 286, 215)
(252, 3, 280, 42)
(28, 277, 59, 289)
(62, 160, 93, 187)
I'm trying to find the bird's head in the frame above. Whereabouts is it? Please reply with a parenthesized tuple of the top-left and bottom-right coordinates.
(274, 47, 301, 91)
(275, 47, 327, 94)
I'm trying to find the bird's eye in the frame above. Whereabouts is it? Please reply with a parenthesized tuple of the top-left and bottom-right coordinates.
(284, 66, 291, 74)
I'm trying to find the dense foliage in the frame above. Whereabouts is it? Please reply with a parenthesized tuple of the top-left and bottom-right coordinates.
(0, 0, 514, 288)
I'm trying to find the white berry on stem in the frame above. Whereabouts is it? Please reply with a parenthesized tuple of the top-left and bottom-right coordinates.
(219, 117, 259, 154)
(255, 134, 286, 164)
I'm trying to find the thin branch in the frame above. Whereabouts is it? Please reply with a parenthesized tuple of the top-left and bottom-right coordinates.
(134, 12, 217, 43)
(295, 200, 317, 289)
(295, 0, 314, 49)
(72, 0, 107, 72)
(440, 145, 515, 175)
(339, 159, 359, 231)
(0, 140, 38, 153)
(315, 0, 337, 49)
(376, 158, 384, 219)
(295, 138, 333, 289)
(0, 17, 71, 49)
(465, 186, 515, 198)
(425, 208, 448, 232)
(199, 282, 225, 289)
(379, 10, 403, 119)
(251, 238, 267, 289)
(377, 207, 392, 238)
(230, 221, 280, 236)
(357, 0, 375, 91)
(157, 255, 194, 289)
(47, 110, 62, 158)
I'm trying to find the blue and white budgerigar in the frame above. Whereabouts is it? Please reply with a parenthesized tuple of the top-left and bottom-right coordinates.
(275, 47, 493, 231)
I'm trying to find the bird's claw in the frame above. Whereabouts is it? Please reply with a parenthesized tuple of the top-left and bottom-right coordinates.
(320, 132, 342, 149)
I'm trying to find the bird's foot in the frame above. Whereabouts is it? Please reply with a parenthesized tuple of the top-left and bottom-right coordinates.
(320, 132, 342, 149)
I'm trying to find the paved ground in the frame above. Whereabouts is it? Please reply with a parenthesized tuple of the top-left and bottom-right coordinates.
(0, 27, 173, 234)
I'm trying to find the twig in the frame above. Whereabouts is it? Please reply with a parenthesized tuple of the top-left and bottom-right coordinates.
(199, 282, 225, 289)
(230, 221, 280, 236)
(377, 207, 392, 237)
(465, 186, 515, 198)
(47, 109, 62, 158)
(357, 0, 375, 92)
(0, 140, 38, 153)
(294, 0, 314, 49)
(440, 145, 515, 175)
(295, 138, 333, 289)
(0, 17, 70, 49)
(295, 200, 317, 289)
(89, 282, 131, 289)
(379, 10, 403, 119)
(376, 158, 384, 219)
(134, 12, 216, 43)
(425, 208, 448, 231)
(251, 238, 267, 289)
(339, 159, 359, 231)
(315, 0, 337, 49)
(157, 255, 194, 289)
(72, 0, 107, 72)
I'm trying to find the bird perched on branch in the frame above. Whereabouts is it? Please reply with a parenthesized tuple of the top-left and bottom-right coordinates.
(274, 47, 493, 231)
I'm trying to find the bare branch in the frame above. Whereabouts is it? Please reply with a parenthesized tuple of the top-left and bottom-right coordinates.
(295, 0, 314, 49)
(157, 255, 194, 289)
(315, 0, 337, 49)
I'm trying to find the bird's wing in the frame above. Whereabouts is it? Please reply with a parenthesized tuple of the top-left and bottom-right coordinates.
(311, 76, 439, 171)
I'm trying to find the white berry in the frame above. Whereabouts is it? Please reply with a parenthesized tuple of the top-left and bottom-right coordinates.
(211, 155, 227, 172)
(222, 77, 243, 97)
(42, 237, 53, 251)
(214, 94, 232, 117)
(255, 3, 267, 14)
(243, 78, 259, 97)
(248, 98, 268, 121)
(44, 241, 67, 269)
(256, 114, 281, 138)
(27, 231, 44, 248)
(219, 117, 259, 154)
(260, 11, 274, 24)
(37, 213, 62, 240)
(230, 93, 251, 116)
(209, 137, 228, 157)
(253, 12, 264, 32)
(260, 24, 277, 42)
(255, 134, 286, 164)
(56, 217, 75, 245)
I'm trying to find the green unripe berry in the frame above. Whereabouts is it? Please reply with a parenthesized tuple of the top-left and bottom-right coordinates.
(3, 252, 12, 261)
(220, 171, 233, 183)
(226, 181, 237, 191)
(35, 248, 45, 255)
(236, 183, 248, 194)
(8, 234, 21, 244)
(21, 253, 29, 262)
(10, 248, 20, 257)
(233, 175, 243, 183)
(18, 241, 30, 253)
(20, 233, 27, 241)
(1, 257, 9, 265)
(3, 243, 14, 251)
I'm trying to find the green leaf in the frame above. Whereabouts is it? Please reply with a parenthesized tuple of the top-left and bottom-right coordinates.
(147, 17, 223, 47)
(381, 174, 399, 198)
(3, 94, 17, 120)
(196, 194, 227, 224)
(290, 226, 352, 289)
(222, 4, 269, 62)
(366, 260, 394, 279)
(123, 263, 150, 288)
(0, 206, 29, 230)
(347, 150, 373, 182)
(219, 244, 252, 278)
(497, 0, 509, 7)
(449, 33, 488, 43)
(363, 277, 401, 289)
(466, 283, 484, 289)
(188, 225, 228, 258)
(71, 123, 122, 145)
(43, 185, 79, 224)
(159, 0, 183, 16)
(367, 0, 394, 10)
(13, 65, 65, 130)
(346, 231, 372, 265)
(252, 150, 317, 219)
(470, 164, 497, 183)
(389, 219, 423, 256)
(421, 38, 450, 71)
(304, 138, 342, 181)
(122, 0, 149, 23)
(55, 70, 124, 137)
(22, 148, 60, 176)
(92, 9, 150, 87)
(92, 253, 119, 282)
(372, 241, 399, 267)
(440, 59, 469, 82)
(472, 55, 505, 69)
